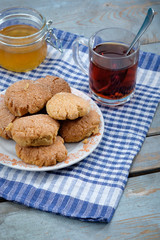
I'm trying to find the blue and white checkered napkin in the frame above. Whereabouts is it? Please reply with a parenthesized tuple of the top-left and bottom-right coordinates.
(0, 29, 160, 222)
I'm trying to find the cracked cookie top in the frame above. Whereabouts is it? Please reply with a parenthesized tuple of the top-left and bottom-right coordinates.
(46, 92, 91, 120)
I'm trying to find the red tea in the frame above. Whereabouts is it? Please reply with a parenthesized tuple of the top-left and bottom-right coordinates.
(89, 43, 138, 100)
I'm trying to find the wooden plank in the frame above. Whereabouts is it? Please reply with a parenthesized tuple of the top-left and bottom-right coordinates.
(148, 103, 160, 136)
(1, 0, 160, 44)
(0, 172, 159, 240)
(0, 1, 159, 239)
(130, 135, 160, 176)
(141, 42, 160, 55)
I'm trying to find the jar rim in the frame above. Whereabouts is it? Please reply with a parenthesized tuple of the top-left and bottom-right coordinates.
(0, 7, 47, 41)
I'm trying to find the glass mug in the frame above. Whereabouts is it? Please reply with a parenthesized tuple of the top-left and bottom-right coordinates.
(72, 28, 140, 106)
(0, 7, 62, 72)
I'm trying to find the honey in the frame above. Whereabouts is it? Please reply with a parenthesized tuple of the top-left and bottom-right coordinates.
(0, 24, 47, 72)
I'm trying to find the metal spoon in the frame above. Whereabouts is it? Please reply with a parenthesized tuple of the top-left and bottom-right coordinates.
(126, 8, 155, 55)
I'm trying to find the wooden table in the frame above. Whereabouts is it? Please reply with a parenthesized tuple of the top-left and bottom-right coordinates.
(0, 0, 160, 239)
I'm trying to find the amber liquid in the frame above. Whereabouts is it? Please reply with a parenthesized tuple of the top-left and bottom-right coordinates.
(0, 25, 47, 72)
(89, 43, 138, 100)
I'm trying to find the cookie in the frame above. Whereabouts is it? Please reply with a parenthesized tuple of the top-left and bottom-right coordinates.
(46, 92, 91, 120)
(15, 136, 67, 167)
(8, 114, 60, 147)
(36, 75, 71, 95)
(59, 110, 101, 142)
(4, 79, 52, 116)
(0, 94, 16, 139)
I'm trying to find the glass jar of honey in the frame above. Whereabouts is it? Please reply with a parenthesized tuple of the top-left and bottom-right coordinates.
(0, 7, 62, 72)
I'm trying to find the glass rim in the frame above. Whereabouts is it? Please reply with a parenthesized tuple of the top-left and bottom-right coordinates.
(0, 7, 47, 41)
(89, 27, 140, 59)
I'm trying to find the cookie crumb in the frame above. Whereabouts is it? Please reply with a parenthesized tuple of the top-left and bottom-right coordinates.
(83, 138, 88, 144)
(92, 126, 99, 135)
(24, 83, 29, 90)
(5, 122, 13, 132)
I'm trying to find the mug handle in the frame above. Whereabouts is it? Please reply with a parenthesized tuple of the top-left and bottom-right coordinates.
(72, 37, 89, 76)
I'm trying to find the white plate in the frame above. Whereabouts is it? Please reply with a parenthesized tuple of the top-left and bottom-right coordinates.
(0, 88, 104, 171)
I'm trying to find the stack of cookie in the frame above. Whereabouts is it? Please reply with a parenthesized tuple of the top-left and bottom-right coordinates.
(0, 75, 100, 167)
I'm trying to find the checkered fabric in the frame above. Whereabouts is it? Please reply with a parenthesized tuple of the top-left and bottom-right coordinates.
(0, 28, 160, 222)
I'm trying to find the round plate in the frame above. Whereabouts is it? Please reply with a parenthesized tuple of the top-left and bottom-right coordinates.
(0, 88, 104, 171)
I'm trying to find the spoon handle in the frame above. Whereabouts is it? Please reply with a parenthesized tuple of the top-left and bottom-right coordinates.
(126, 8, 155, 55)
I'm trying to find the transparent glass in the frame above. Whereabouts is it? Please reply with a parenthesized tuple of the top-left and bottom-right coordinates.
(0, 7, 61, 72)
(72, 28, 140, 106)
